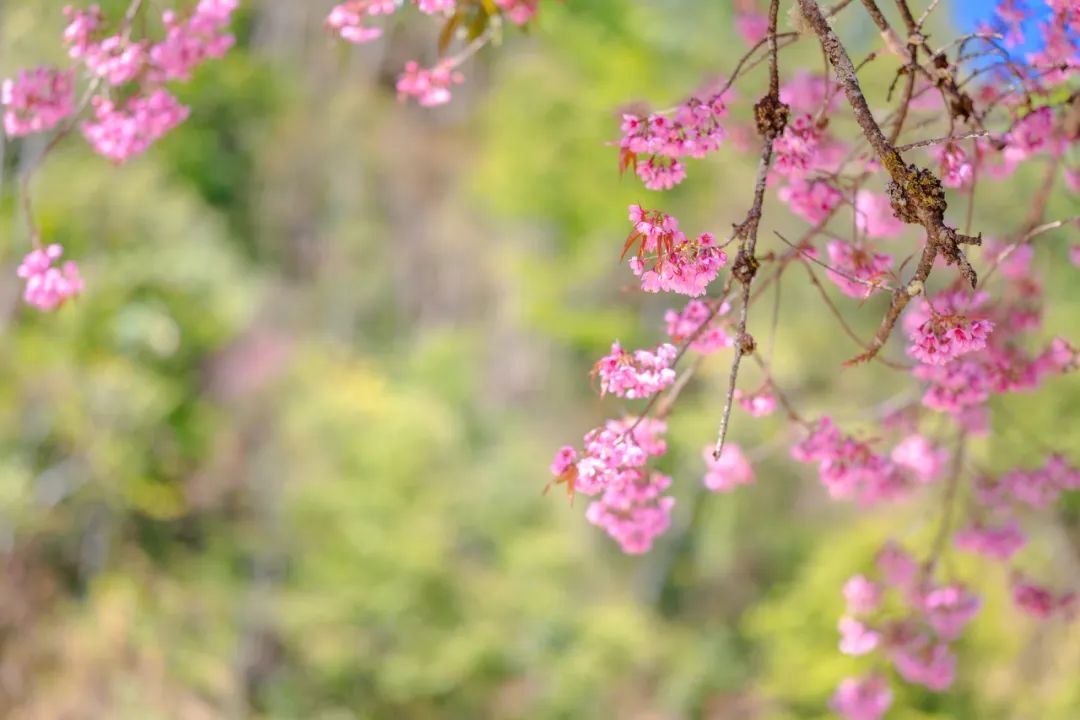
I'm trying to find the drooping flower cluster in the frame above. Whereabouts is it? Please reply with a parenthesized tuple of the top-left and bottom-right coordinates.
(592, 341, 677, 399)
(326, 0, 539, 106)
(832, 542, 985, 716)
(396, 60, 463, 107)
(905, 293, 994, 366)
(624, 205, 727, 296)
(735, 387, 776, 417)
(702, 444, 754, 492)
(550, 419, 674, 553)
(1, 67, 75, 137)
(664, 299, 732, 354)
(825, 240, 893, 298)
(494, 0, 538, 25)
(772, 114, 825, 176)
(326, 1, 405, 44)
(82, 89, 190, 162)
(791, 418, 948, 504)
(16, 244, 84, 312)
(59, 1, 239, 162)
(617, 91, 729, 189)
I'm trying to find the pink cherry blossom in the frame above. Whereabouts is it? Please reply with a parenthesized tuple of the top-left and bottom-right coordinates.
(593, 341, 677, 399)
(586, 472, 675, 554)
(149, 0, 238, 82)
(416, 0, 456, 13)
(735, 12, 768, 46)
(618, 93, 728, 189)
(16, 244, 84, 311)
(81, 89, 190, 163)
(954, 520, 1026, 560)
(843, 575, 882, 615)
(664, 299, 732, 354)
(932, 143, 974, 189)
(1, 67, 75, 137)
(326, 1, 398, 44)
(703, 444, 754, 493)
(825, 240, 892, 298)
(921, 584, 981, 640)
(891, 639, 956, 691)
(838, 616, 880, 655)
(1011, 574, 1077, 620)
(854, 190, 905, 239)
(778, 178, 843, 224)
(736, 388, 776, 417)
(907, 312, 993, 366)
(830, 675, 892, 720)
(876, 541, 918, 591)
(494, 0, 538, 25)
(779, 71, 837, 114)
(890, 434, 947, 484)
(625, 208, 727, 296)
(396, 60, 463, 107)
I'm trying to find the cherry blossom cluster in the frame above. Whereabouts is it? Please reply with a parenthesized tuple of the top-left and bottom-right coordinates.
(791, 418, 948, 505)
(61, 1, 238, 163)
(592, 341, 677, 399)
(617, 90, 729, 190)
(16, 244, 84, 311)
(702, 443, 755, 492)
(664, 299, 732, 354)
(624, 205, 728, 296)
(1, 67, 74, 137)
(3, 1, 240, 311)
(326, 0, 542, 106)
(549, 419, 674, 553)
(829, 543, 984, 718)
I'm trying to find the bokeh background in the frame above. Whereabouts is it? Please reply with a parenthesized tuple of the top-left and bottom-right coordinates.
(1, 1, 1079, 718)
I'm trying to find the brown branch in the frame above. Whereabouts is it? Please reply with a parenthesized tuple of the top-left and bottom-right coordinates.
(797, 0, 983, 365)
(712, 0, 786, 461)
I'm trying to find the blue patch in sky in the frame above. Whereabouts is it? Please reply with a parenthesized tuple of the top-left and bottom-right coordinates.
(951, 0, 1052, 57)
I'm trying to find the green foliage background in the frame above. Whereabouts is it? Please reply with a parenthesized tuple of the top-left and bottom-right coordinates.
(0, 1, 1078, 718)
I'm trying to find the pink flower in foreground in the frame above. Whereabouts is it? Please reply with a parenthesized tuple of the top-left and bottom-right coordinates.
(326, 1, 398, 44)
(149, 0, 238, 82)
(81, 89, 190, 163)
(625, 208, 727, 296)
(593, 341, 677, 399)
(586, 472, 675, 554)
(876, 541, 918, 591)
(921, 584, 981, 640)
(892, 639, 956, 691)
(854, 190, 905, 239)
(495, 0, 538, 25)
(1070, 244, 1080, 268)
(703, 444, 754, 492)
(665, 299, 732, 354)
(825, 240, 892, 298)
(1, 67, 74, 137)
(843, 575, 882, 615)
(830, 675, 892, 720)
(778, 178, 843, 224)
(954, 520, 1026, 560)
(417, 0, 457, 13)
(396, 60, 463, 106)
(907, 313, 993, 366)
(1011, 574, 1076, 620)
(933, 143, 974, 189)
(736, 388, 776, 417)
(890, 434, 947, 484)
(838, 616, 880, 655)
(16, 244, 84, 311)
(735, 12, 768, 46)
